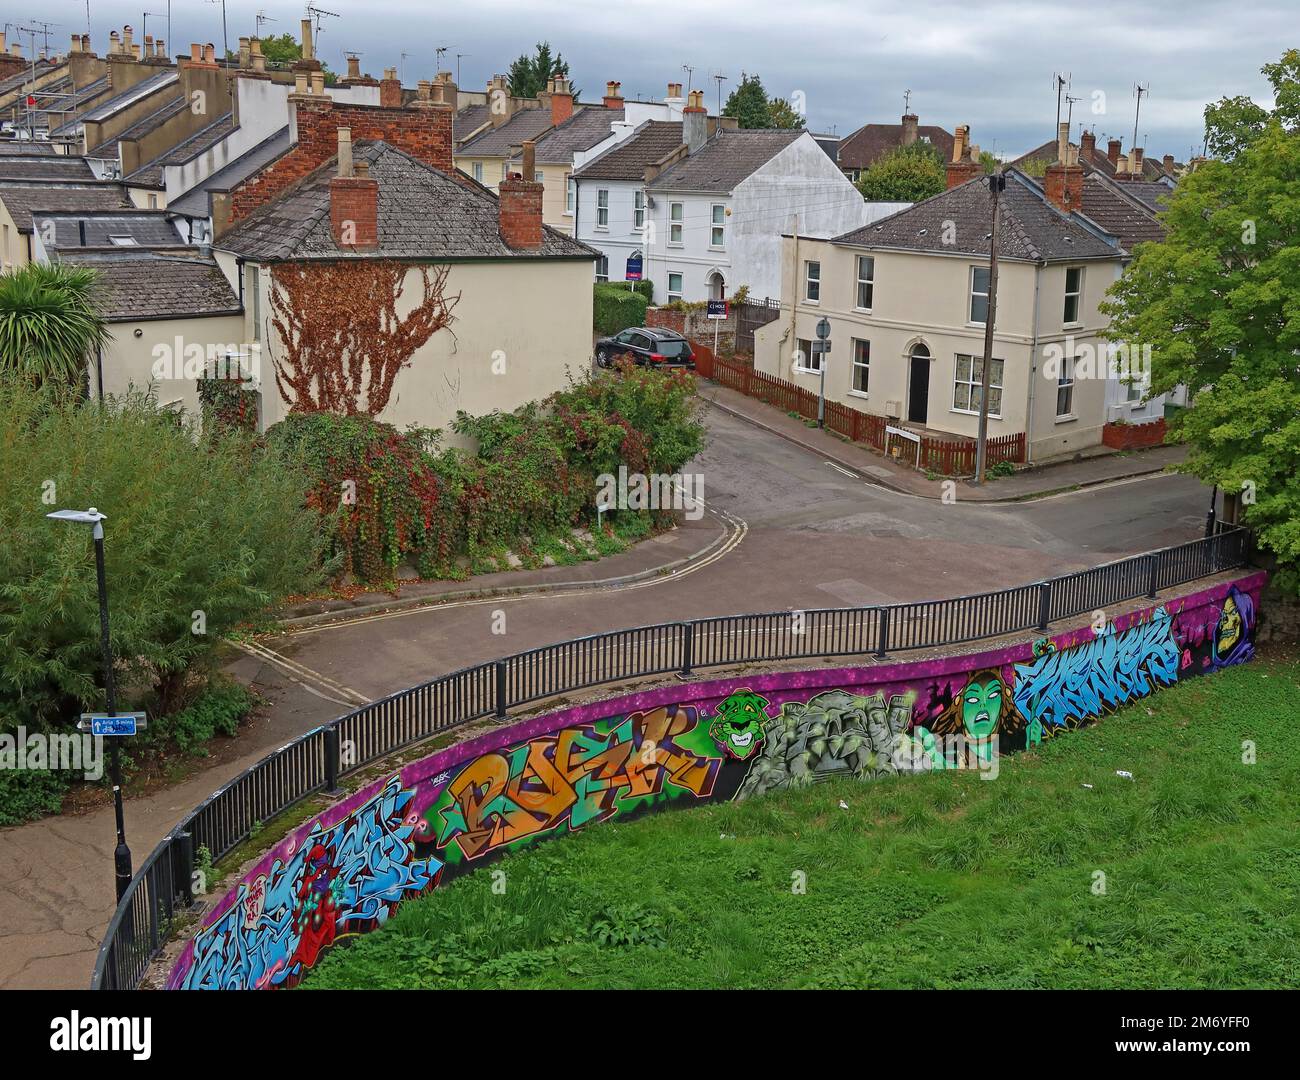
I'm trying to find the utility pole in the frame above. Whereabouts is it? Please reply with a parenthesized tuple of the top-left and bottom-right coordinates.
(457, 53, 468, 85)
(1052, 72, 1069, 133)
(1132, 83, 1149, 150)
(973, 171, 1005, 485)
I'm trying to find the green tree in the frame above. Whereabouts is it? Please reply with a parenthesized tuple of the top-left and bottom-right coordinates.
(1102, 55, 1300, 590)
(244, 32, 336, 84)
(855, 142, 946, 201)
(1204, 49, 1300, 159)
(767, 96, 806, 130)
(0, 263, 108, 389)
(0, 383, 324, 732)
(507, 41, 573, 98)
(722, 74, 772, 128)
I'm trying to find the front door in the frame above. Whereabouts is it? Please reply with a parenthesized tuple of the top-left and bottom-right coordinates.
(908, 353, 930, 424)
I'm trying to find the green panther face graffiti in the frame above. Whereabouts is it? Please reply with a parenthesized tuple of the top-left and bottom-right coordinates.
(709, 689, 770, 760)
(961, 677, 1003, 739)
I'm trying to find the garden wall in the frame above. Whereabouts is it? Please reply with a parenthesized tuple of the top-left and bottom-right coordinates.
(169, 571, 1265, 989)
(1102, 417, 1167, 450)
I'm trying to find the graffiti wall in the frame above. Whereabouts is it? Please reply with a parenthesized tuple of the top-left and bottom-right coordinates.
(168, 572, 1264, 990)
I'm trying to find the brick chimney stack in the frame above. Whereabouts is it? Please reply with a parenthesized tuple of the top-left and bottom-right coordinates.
(683, 89, 708, 154)
(945, 125, 982, 188)
(1130, 146, 1145, 177)
(546, 75, 574, 126)
(1162, 153, 1175, 175)
(380, 67, 402, 107)
(1080, 129, 1096, 163)
(330, 128, 379, 251)
(901, 113, 919, 147)
(433, 71, 458, 111)
(488, 74, 513, 127)
(1107, 138, 1121, 166)
(1044, 122, 1084, 213)
(498, 139, 543, 250)
(603, 80, 623, 109)
(345, 53, 361, 80)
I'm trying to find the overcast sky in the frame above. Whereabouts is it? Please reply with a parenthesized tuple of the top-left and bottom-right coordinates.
(28, 0, 1290, 158)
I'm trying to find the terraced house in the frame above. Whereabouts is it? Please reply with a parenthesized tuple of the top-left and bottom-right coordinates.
(755, 127, 1132, 460)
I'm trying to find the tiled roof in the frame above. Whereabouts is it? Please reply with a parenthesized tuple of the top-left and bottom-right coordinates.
(0, 140, 58, 155)
(457, 107, 556, 158)
(166, 126, 290, 218)
(833, 170, 1121, 262)
(61, 249, 242, 321)
(837, 121, 955, 171)
(531, 107, 620, 163)
(572, 120, 682, 181)
(1079, 173, 1166, 250)
(122, 111, 237, 188)
(1120, 180, 1175, 213)
(0, 155, 94, 181)
(453, 103, 490, 145)
(34, 209, 186, 250)
(71, 70, 179, 125)
(0, 181, 128, 232)
(648, 128, 805, 193)
(216, 140, 596, 262)
(0, 60, 57, 96)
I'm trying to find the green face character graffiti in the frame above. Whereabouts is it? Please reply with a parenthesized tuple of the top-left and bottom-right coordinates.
(961, 676, 1004, 739)
(1216, 595, 1243, 656)
(708, 689, 770, 760)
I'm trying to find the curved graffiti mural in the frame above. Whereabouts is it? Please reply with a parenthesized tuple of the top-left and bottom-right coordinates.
(168, 572, 1264, 990)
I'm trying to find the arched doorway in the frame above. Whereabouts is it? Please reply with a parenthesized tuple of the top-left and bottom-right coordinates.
(907, 343, 931, 424)
(707, 271, 726, 301)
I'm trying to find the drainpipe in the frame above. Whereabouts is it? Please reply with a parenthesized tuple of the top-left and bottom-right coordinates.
(1024, 260, 1043, 463)
(787, 213, 799, 366)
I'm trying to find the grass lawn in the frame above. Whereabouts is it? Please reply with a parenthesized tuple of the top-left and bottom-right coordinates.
(305, 648, 1300, 990)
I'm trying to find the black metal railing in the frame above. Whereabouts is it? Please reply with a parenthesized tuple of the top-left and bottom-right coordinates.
(90, 525, 1251, 989)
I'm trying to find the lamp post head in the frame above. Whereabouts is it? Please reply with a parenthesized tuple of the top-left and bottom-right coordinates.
(47, 507, 107, 539)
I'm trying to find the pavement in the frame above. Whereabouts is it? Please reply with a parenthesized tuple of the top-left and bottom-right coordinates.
(698, 378, 1189, 501)
(0, 405, 1216, 990)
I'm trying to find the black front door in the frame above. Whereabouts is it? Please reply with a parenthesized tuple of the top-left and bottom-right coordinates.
(908, 353, 930, 424)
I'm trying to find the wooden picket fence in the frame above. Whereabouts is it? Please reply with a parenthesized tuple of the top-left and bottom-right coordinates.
(695, 351, 1025, 477)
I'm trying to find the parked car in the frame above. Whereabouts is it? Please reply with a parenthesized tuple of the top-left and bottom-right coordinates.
(594, 327, 695, 369)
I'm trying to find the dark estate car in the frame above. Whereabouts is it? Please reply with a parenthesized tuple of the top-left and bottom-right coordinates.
(594, 327, 696, 369)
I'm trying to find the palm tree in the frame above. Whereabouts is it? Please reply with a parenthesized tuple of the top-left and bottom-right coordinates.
(0, 262, 108, 388)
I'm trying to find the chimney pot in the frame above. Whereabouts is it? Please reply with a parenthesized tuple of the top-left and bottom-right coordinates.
(337, 127, 353, 177)
(604, 80, 623, 108)
(190, 43, 201, 62)
(521, 139, 536, 179)
(1056, 121, 1070, 164)
(301, 19, 314, 61)
(901, 113, 919, 147)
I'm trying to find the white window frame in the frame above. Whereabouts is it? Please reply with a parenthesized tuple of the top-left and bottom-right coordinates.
(794, 337, 822, 374)
(596, 189, 610, 230)
(565, 175, 575, 214)
(669, 202, 684, 245)
(634, 189, 646, 231)
(667, 271, 684, 303)
(1063, 266, 1083, 325)
(248, 265, 262, 342)
(595, 255, 609, 282)
(969, 265, 990, 325)
(472, 161, 484, 183)
(850, 338, 870, 396)
(1056, 355, 1076, 419)
(710, 203, 726, 249)
(855, 255, 875, 311)
(952, 353, 1003, 417)
(804, 260, 821, 303)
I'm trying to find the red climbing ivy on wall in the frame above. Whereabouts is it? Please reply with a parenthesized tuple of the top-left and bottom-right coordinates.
(268, 261, 461, 416)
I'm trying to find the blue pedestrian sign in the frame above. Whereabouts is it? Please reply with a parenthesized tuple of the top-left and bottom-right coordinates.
(78, 713, 148, 736)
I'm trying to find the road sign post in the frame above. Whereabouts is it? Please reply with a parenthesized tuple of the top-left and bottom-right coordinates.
(815, 317, 831, 428)
(707, 298, 728, 355)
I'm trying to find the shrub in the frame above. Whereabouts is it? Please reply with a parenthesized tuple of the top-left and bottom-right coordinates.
(593, 282, 652, 335)
(0, 383, 322, 821)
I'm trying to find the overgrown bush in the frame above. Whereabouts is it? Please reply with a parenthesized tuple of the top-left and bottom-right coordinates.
(593, 281, 653, 335)
(0, 383, 322, 822)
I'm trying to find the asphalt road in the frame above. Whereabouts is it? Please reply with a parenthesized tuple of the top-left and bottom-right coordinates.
(0, 405, 1212, 989)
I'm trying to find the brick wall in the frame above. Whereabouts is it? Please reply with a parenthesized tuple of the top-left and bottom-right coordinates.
(330, 176, 379, 249)
(226, 98, 453, 226)
(498, 177, 543, 249)
(1102, 416, 1166, 450)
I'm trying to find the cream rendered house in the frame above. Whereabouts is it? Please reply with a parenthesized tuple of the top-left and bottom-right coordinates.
(755, 162, 1127, 460)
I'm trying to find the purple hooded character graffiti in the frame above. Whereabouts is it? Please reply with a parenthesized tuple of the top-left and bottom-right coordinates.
(1210, 585, 1255, 670)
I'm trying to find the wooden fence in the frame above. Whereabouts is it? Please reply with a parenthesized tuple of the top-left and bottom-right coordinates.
(695, 352, 1025, 477)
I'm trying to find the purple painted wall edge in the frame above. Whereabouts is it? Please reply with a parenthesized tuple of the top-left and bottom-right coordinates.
(168, 570, 1265, 989)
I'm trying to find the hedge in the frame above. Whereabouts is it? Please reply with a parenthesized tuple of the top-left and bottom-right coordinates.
(593, 281, 654, 336)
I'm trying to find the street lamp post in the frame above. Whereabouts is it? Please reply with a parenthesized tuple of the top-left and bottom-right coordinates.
(47, 507, 133, 901)
(973, 171, 1005, 485)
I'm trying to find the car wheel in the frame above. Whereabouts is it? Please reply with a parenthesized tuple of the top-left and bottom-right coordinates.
(595, 348, 611, 368)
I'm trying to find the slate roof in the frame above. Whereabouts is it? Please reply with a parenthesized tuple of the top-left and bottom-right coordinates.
(1121, 180, 1175, 212)
(453, 103, 491, 145)
(0, 140, 58, 155)
(166, 126, 291, 218)
(122, 111, 238, 188)
(0, 181, 128, 232)
(647, 128, 804, 194)
(1079, 173, 1166, 250)
(61, 249, 242, 321)
(86, 94, 188, 159)
(33, 209, 186, 250)
(571, 120, 682, 181)
(457, 107, 557, 158)
(0, 155, 94, 181)
(531, 107, 620, 164)
(0, 60, 57, 97)
(837, 120, 954, 171)
(71, 70, 179, 125)
(833, 170, 1121, 263)
(812, 134, 839, 162)
(216, 140, 596, 262)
